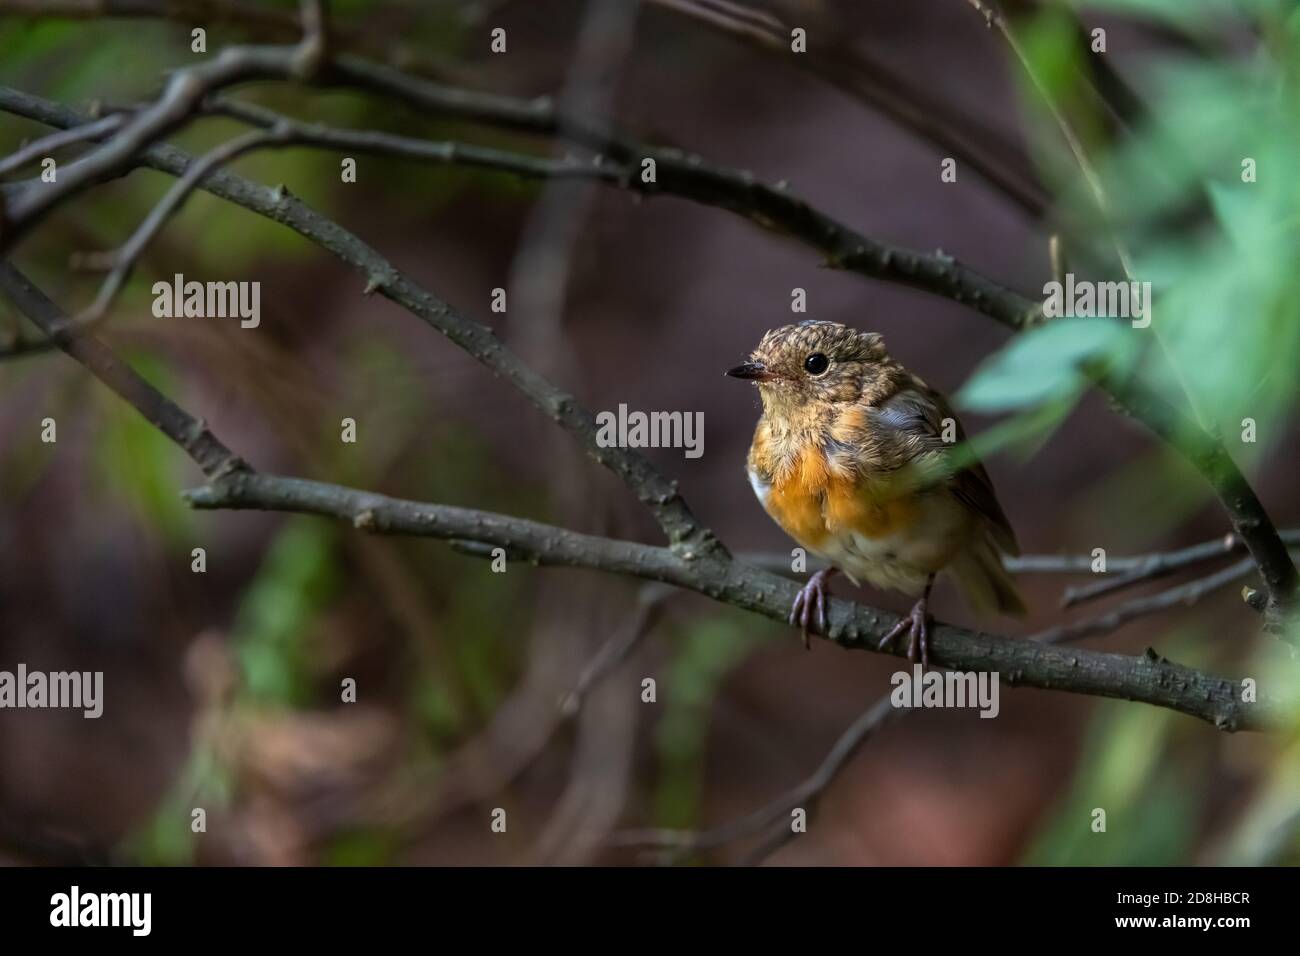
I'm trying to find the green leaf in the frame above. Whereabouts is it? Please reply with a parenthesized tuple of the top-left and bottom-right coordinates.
(958, 318, 1135, 413)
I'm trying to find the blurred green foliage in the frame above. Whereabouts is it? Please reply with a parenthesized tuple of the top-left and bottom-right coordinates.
(1217, 735, 1300, 864)
(964, 0, 1300, 472)
(1023, 628, 1300, 865)
(234, 518, 342, 708)
(127, 741, 233, 866)
(977, 0, 1300, 866)
(653, 616, 770, 834)
(1022, 700, 1197, 864)
(1022, 629, 1220, 865)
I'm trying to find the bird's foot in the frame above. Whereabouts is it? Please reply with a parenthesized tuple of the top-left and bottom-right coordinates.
(790, 567, 836, 650)
(877, 594, 932, 666)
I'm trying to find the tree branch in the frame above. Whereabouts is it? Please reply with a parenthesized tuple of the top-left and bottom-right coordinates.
(559, 585, 673, 717)
(741, 534, 1300, 580)
(613, 547, 1286, 863)
(0, 113, 127, 177)
(1029, 556, 1261, 646)
(202, 97, 626, 183)
(315, 57, 1048, 329)
(0, 261, 244, 478)
(1062, 530, 1300, 608)
(1, 45, 307, 249)
(72, 125, 290, 328)
(175, 468, 1281, 732)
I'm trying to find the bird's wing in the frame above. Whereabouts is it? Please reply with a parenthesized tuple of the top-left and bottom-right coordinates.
(867, 385, 1020, 556)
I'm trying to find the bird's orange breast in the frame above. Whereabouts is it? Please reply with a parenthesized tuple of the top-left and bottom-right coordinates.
(761, 442, 918, 552)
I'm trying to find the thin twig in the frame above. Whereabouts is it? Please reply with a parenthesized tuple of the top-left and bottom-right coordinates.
(612, 694, 900, 861)
(1062, 531, 1300, 608)
(0, 261, 245, 479)
(291, 0, 329, 79)
(0, 113, 127, 177)
(738, 533, 1300, 585)
(203, 97, 624, 183)
(645, 0, 1048, 217)
(1031, 557, 1260, 645)
(1, 35, 326, 249)
(72, 125, 289, 329)
(561, 585, 672, 717)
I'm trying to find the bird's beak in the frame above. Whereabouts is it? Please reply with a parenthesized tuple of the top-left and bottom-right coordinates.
(726, 360, 772, 382)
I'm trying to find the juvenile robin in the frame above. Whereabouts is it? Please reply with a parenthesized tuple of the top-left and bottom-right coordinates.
(727, 320, 1025, 663)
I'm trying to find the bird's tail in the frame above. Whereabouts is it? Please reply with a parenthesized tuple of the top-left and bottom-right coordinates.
(951, 535, 1026, 617)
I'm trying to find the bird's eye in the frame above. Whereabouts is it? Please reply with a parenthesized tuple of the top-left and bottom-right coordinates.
(804, 352, 829, 376)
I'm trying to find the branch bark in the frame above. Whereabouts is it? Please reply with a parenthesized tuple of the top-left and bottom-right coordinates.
(0, 261, 245, 478)
(178, 469, 1280, 732)
(1061, 531, 1300, 608)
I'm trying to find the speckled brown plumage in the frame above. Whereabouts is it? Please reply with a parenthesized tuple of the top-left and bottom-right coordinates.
(728, 320, 1024, 660)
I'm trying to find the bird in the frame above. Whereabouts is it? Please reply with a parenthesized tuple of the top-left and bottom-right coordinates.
(726, 320, 1025, 664)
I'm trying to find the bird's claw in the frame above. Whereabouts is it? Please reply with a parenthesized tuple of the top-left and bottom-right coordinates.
(877, 597, 932, 667)
(789, 568, 834, 649)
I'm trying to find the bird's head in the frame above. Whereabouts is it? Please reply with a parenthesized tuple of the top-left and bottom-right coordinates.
(726, 320, 893, 418)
